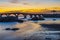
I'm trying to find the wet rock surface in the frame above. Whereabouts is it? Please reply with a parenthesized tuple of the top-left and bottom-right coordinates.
(5, 28, 11, 30)
(5, 28, 19, 31)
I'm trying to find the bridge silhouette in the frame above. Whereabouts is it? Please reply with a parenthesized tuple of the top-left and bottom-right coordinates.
(0, 13, 43, 18)
(0, 12, 45, 22)
(0, 12, 60, 22)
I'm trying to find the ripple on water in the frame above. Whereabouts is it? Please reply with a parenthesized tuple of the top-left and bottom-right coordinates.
(0, 21, 60, 40)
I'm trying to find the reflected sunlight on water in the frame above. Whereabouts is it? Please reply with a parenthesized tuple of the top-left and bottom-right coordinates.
(13, 21, 41, 37)
(0, 21, 60, 40)
(0, 21, 43, 40)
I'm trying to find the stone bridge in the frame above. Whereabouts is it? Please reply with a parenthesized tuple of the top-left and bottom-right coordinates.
(0, 13, 44, 18)
(0, 13, 45, 22)
(0, 12, 60, 22)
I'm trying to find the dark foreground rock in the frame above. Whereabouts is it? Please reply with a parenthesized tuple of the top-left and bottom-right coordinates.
(11, 28, 19, 31)
(5, 28, 11, 30)
(5, 28, 19, 31)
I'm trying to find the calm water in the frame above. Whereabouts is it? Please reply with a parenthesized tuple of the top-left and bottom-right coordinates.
(0, 18, 60, 40)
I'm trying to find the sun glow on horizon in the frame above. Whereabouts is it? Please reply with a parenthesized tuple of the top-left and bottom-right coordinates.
(0, 0, 60, 13)
(0, 7, 60, 13)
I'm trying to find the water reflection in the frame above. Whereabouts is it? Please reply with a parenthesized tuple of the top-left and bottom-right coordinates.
(0, 21, 60, 40)
(0, 22, 41, 40)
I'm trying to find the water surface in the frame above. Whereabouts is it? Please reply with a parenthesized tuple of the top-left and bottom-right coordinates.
(0, 18, 60, 40)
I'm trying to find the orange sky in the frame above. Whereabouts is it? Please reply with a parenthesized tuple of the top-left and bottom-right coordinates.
(0, 0, 60, 13)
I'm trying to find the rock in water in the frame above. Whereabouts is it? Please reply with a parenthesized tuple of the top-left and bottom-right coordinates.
(11, 28, 19, 31)
(5, 28, 19, 31)
(5, 28, 11, 30)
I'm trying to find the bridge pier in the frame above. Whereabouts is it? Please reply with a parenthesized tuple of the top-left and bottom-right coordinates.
(0, 13, 45, 22)
(24, 15, 26, 18)
(30, 15, 33, 18)
(0, 14, 2, 17)
(34, 15, 37, 17)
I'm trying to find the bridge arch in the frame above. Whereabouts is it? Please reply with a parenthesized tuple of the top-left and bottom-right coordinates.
(26, 15, 31, 19)
(18, 14, 24, 19)
(1, 14, 7, 17)
(9, 14, 16, 17)
(32, 15, 35, 18)
(36, 15, 39, 17)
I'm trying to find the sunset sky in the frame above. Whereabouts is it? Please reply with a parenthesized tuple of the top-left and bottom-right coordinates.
(0, 0, 60, 12)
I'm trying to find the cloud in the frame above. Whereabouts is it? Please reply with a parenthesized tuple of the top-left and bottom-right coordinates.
(22, 3, 29, 5)
(9, 0, 19, 3)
